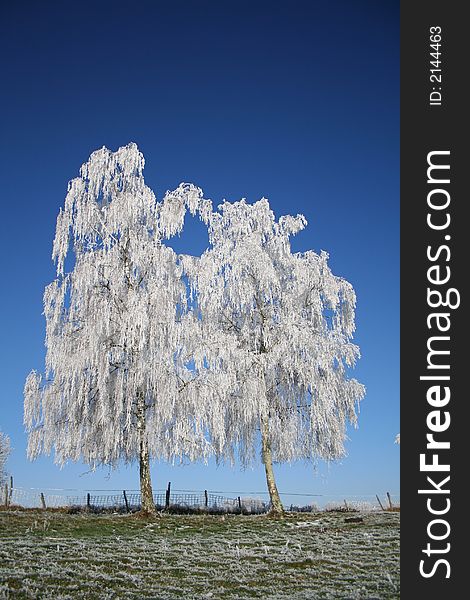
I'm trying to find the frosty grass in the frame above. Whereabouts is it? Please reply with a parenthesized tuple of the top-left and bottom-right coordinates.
(0, 510, 399, 599)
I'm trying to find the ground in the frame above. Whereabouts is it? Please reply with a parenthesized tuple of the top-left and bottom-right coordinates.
(0, 510, 399, 599)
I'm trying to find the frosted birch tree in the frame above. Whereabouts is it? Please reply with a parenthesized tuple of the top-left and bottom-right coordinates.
(0, 431, 10, 488)
(24, 143, 211, 513)
(187, 198, 365, 515)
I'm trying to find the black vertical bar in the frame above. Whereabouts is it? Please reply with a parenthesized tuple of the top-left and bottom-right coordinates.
(123, 490, 130, 512)
(165, 482, 171, 510)
(401, 1, 466, 596)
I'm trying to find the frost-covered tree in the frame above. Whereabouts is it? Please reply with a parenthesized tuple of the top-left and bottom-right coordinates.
(23, 144, 364, 516)
(24, 143, 211, 513)
(187, 199, 365, 515)
(0, 431, 10, 488)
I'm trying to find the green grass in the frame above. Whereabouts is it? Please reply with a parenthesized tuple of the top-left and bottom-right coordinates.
(0, 510, 399, 599)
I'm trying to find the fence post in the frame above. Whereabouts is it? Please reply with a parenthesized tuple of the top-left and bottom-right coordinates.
(343, 499, 349, 510)
(40, 492, 47, 510)
(86, 493, 91, 510)
(4, 483, 8, 508)
(238, 496, 242, 512)
(376, 494, 385, 511)
(123, 490, 130, 512)
(165, 482, 171, 510)
(9, 476, 13, 504)
(387, 492, 393, 510)
(204, 490, 208, 509)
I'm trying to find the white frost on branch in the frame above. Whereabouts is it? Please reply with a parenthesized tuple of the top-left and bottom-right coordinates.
(24, 142, 365, 481)
(184, 197, 365, 466)
(24, 143, 213, 470)
(0, 430, 10, 486)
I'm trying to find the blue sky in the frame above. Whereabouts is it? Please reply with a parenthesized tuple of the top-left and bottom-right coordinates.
(0, 1, 399, 506)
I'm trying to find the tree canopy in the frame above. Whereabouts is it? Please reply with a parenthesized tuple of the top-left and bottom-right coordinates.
(185, 198, 365, 512)
(24, 144, 212, 510)
(24, 143, 364, 514)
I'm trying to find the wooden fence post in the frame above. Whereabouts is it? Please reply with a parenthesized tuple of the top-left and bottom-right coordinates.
(238, 496, 242, 512)
(40, 492, 47, 510)
(4, 484, 8, 508)
(387, 492, 393, 510)
(343, 499, 349, 510)
(204, 490, 208, 508)
(165, 482, 171, 510)
(123, 490, 130, 512)
(9, 476, 13, 503)
(86, 493, 91, 510)
(376, 494, 385, 511)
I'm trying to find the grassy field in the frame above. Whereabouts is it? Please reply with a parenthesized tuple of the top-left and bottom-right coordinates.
(0, 509, 399, 599)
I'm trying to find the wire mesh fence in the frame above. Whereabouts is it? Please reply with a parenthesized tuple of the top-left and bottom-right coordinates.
(3, 485, 399, 514)
(4, 487, 270, 514)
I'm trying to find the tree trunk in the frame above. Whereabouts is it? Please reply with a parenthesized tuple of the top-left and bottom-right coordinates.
(260, 416, 284, 517)
(137, 393, 156, 514)
(139, 434, 155, 514)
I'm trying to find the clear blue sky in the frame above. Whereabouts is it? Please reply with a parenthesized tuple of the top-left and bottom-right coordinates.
(0, 1, 399, 506)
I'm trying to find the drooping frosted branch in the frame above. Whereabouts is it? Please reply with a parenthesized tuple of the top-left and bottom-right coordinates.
(25, 144, 217, 469)
(186, 198, 365, 466)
